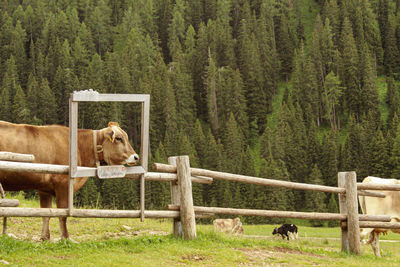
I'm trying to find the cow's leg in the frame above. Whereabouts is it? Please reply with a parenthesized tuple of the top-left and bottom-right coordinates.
(38, 191, 52, 241)
(370, 231, 381, 257)
(55, 188, 69, 239)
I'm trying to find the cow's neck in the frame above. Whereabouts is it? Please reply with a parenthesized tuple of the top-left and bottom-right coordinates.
(93, 130, 106, 167)
(77, 129, 99, 167)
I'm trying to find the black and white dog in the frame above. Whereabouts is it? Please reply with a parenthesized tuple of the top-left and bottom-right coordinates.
(272, 224, 298, 240)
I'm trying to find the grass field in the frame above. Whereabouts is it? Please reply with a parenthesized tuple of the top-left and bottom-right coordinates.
(0, 194, 399, 266)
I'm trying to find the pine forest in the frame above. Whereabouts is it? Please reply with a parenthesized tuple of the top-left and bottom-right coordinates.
(1, 0, 400, 225)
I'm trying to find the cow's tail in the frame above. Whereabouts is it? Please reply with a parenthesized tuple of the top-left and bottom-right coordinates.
(359, 194, 367, 215)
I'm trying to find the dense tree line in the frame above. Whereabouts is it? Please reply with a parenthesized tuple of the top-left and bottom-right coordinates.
(1, 0, 400, 225)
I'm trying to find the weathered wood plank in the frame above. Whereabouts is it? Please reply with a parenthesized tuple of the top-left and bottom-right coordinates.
(0, 152, 35, 162)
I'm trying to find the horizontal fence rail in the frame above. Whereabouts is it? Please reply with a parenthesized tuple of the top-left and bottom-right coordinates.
(357, 183, 400, 191)
(341, 221, 400, 229)
(0, 161, 212, 184)
(0, 207, 180, 219)
(0, 152, 35, 162)
(166, 205, 392, 222)
(153, 163, 385, 198)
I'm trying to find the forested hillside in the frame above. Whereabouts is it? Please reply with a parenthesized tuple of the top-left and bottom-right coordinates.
(1, 0, 400, 224)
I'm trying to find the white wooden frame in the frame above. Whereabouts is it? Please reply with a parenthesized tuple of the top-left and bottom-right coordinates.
(69, 90, 150, 221)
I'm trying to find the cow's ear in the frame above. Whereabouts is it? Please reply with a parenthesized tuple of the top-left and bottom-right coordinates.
(108, 121, 120, 127)
(104, 128, 116, 143)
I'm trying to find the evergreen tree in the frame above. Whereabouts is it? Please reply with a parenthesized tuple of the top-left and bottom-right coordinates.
(37, 78, 57, 124)
(358, 41, 380, 120)
(205, 50, 220, 136)
(87, 0, 111, 57)
(383, 14, 400, 76)
(217, 67, 249, 138)
(320, 131, 339, 187)
(327, 194, 339, 227)
(222, 113, 244, 174)
(340, 17, 360, 119)
(12, 85, 30, 123)
(256, 158, 293, 224)
(390, 124, 400, 179)
(276, 13, 295, 81)
(237, 16, 267, 133)
(305, 164, 327, 226)
(387, 76, 399, 125)
(371, 129, 390, 177)
(324, 71, 342, 130)
(0, 86, 11, 121)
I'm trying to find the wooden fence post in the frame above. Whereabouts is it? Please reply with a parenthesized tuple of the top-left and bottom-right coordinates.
(345, 171, 361, 255)
(338, 172, 349, 252)
(168, 157, 181, 237)
(176, 156, 196, 240)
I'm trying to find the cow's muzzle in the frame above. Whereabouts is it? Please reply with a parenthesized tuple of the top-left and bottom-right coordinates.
(126, 154, 139, 165)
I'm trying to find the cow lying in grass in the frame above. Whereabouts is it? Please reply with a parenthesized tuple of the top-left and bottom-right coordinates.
(213, 217, 244, 235)
(272, 224, 298, 240)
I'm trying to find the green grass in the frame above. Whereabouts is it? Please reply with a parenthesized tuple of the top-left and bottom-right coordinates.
(0, 195, 400, 266)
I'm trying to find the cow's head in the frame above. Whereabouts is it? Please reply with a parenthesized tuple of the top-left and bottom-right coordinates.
(99, 122, 139, 166)
(272, 228, 278, 235)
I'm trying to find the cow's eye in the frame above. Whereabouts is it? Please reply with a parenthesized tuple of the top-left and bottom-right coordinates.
(116, 137, 123, 142)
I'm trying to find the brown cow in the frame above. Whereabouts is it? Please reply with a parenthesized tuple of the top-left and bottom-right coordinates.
(0, 120, 139, 240)
(213, 217, 244, 235)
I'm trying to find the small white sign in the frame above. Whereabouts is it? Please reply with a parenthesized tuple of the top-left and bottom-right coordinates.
(97, 165, 127, 179)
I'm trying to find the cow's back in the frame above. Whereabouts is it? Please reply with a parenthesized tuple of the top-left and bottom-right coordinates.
(0, 121, 70, 164)
(0, 121, 76, 191)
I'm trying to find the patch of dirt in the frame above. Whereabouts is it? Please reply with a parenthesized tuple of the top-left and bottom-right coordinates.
(236, 246, 325, 263)
(271, 247, 324, 258)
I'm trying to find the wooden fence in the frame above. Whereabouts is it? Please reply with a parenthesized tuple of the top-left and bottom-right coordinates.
(153, 156, 400, 255)
(1, 153, 400, 255)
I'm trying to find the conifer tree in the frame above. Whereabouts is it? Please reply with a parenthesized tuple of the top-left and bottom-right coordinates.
(383, 15, 400, 76)
(217, 67, 249, 138)
(390, 124, 400, 179)
(327, 194, 339, 227)
(387, 76, 399, 125)
(12, 85, 31, 124)
(185, 0, 203, 31)
(10, 21, 28, 84)
(205, 50, 220, 136)
(167, 0, 185, 61)
(257, 3, 279, 114)
(87, 0, 111, 57)
(192, 120, 207, 167)
(237, 16, 267, 133)
(324, 71, 342, 130)
(305, 164, 327, 226)
(359, 41, 380, 120)
(342, 116, 364, 176)
(276, 13, 295, 81)
(211, 0, 236, 68)
(1, 56, 20, 99)
(193, 22, 209, 119)
(222, 113, 244, 174)
(340, 17, 360, 119)
(320, 131, 339, 187)
(371, 130, 390, 177)
(256, 157, 293, 224)
(0, 86, 11, 121)
(37, 78, 57, 124)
